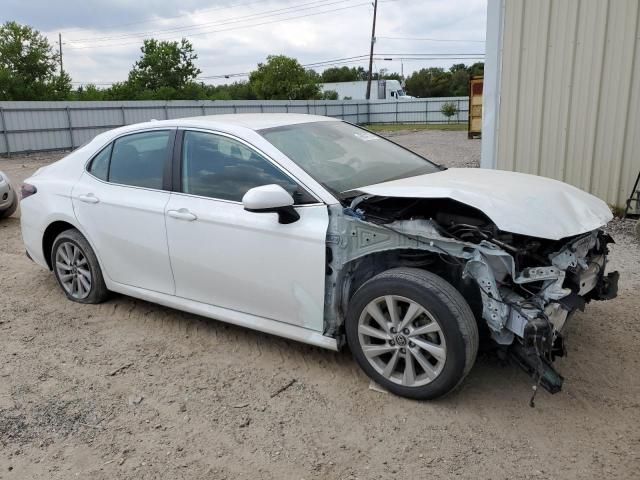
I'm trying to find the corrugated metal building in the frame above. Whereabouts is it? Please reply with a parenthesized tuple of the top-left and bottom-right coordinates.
(482, 0, 640, 208)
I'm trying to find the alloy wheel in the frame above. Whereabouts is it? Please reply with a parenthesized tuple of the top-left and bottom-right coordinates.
(55, 241, 92, 300)
(357, 295, 447, 387)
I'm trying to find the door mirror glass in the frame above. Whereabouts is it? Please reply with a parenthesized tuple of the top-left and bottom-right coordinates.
(242, 184, 299, 224)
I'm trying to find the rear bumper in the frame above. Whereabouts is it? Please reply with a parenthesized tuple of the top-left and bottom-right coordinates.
(20, 216, 49, 269)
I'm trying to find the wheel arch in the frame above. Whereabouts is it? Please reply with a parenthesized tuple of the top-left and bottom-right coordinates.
(328, 248, 484, 341)
(341, 248, 470, 307)
(42, 220, 78, 270)
(42, 218, 104, 276)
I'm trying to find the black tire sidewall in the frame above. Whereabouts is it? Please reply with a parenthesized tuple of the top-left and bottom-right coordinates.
(346, 273, 469, 400)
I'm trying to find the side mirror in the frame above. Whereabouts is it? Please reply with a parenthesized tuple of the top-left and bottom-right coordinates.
(242, 184, 300, 224)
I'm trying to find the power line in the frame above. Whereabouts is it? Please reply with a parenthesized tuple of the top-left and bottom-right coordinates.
(65, 2, 371, 49)
(70, 54, 485, 85)
(197, 55, 485, 81)
(376, 52, 484, 55)
(377, 36, 486, 43)
(67, 0, 347, 43)
(62, 0, 400, 35)
(59, 0, 290, 34)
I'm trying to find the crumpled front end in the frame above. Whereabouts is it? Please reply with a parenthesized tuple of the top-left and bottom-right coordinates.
(460, 229, 618, 393)
(325, 196, 618, 394)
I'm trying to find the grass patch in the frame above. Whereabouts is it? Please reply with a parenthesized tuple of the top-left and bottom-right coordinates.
(363, 123, 468, 132)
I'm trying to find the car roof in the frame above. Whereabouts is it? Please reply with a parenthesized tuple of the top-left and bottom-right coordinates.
(121, 113, 339, 133)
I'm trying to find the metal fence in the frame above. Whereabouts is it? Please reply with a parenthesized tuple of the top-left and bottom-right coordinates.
(0, 97, 468, 155)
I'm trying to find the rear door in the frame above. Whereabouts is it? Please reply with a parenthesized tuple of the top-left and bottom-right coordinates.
(164, 129, 329, 331)
(72, 129, 176, 295)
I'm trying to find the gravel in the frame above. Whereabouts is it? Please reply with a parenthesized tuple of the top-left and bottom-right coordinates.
(605, 217, 640, 244)
(384, 129, 480, 168)
(0, 130, 638, 479)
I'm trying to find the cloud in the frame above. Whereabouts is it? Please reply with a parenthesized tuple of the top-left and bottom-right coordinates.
(3, 0, 486, 85)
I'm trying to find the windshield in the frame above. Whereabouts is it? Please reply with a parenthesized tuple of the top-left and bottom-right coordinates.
(397, 89, 405, 96)
(259, 121, 440, 193)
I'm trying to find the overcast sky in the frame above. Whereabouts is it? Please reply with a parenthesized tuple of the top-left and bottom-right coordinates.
(4, 0, 487, 86)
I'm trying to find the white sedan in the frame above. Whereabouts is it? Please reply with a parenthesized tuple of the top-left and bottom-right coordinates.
(20, 114, 618, 400)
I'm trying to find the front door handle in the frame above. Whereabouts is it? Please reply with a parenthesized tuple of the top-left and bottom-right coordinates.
(167, 208, 197, 221)
(77, 193, 99, 204)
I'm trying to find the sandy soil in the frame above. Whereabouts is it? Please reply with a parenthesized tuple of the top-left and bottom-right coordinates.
(1, 131, 639, 479)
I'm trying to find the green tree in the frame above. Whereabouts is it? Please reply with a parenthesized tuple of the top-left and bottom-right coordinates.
(204, 81, 257, 100)
(0, 21, 71, 100)
(404, 67, 451, 98)
(404, 63, 485, 98)
(249, 55, 320, 100)
(379, 71, 403, 82)
(448, 63, 470, 97)
(127, 38, 201, 92)
(468, 62, 484, 77)
(321, 66, 362, 82)
(103, 81, 138, 100)
(73, 84, 107, 100)
(321, 90, 339, 100)
(440, 101, 458, 123)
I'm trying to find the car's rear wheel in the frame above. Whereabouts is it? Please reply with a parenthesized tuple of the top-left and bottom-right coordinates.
(51, 229, 109, 304)
(346, 267, 478, 400)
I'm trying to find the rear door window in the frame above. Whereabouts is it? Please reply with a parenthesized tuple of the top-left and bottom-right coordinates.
(108, 131, 172, 189)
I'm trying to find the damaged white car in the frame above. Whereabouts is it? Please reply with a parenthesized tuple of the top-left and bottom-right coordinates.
(20, 114, 618, 400)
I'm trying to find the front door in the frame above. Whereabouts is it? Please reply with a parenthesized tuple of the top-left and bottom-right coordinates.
(164, 130, 328, 331)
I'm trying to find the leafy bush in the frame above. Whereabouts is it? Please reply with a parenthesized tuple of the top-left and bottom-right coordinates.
(440, 102, 458, 123)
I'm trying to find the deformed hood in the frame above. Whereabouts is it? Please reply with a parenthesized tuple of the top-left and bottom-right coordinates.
(357, 168, 612, 240)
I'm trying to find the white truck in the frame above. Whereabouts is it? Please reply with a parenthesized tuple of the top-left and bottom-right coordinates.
(320, 79, 414, 100)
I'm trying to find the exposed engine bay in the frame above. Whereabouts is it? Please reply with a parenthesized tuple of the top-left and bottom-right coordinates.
(324, 196, 619, 396)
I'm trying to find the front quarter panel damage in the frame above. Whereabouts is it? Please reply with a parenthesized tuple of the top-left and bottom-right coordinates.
(324, 200, 618, 393)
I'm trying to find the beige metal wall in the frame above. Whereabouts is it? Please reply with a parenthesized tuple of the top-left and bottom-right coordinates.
(492, 0, 640, 207)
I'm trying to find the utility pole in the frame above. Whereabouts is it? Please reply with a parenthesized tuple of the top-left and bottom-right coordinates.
(365, 0, 378, 100)
(58, 33, 64, 75)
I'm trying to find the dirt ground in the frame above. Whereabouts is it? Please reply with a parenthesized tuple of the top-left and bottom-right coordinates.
(1, 130, 639, 479)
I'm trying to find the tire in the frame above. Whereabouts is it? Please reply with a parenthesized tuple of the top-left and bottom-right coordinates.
(346, 267, 479, 400)
(51, 229, 109, 304)
(0, 196, 17, 219)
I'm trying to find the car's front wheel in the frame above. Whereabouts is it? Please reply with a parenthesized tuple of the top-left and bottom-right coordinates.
(346, 268, 478, 400)
(51, 229, 109, 304)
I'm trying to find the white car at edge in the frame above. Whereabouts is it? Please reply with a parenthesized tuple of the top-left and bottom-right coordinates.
(0, 170, 18, 218)
(20, 114, 618, 400)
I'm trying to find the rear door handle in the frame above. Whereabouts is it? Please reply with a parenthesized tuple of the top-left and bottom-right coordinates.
(167, 208, 197, 221)
(77, 193, 99, 204)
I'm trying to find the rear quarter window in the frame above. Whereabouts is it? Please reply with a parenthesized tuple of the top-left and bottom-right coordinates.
(87, 143, 112, 181)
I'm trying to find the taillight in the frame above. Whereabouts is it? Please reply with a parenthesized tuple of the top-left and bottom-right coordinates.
(21, 183, 37, 200)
